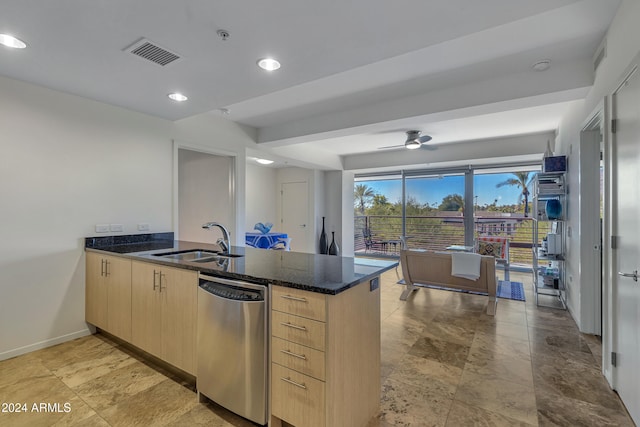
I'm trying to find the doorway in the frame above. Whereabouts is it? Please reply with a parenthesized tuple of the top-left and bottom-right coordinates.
(175, 146, 235, 244)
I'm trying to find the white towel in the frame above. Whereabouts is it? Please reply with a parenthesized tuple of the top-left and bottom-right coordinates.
(451, 252, 481, 281)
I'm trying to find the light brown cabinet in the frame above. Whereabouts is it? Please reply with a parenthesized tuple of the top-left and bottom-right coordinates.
(85, 252, 132, 341)
(131, 260, 198, 375)
(270, 281, 381, 427)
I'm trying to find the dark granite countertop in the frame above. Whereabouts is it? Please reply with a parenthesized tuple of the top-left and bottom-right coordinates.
(85, 233, 397, 295)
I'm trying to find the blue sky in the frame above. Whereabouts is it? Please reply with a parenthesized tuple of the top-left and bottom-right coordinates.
(358, 172, 531, 207)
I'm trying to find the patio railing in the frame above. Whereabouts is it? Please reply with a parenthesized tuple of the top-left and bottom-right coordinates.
(355, 214, 550, 267)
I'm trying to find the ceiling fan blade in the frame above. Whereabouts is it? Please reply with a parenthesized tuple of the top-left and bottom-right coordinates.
(419, 143, 437, 151)
(417, 135, 432, 143)
(377, 144, 405, 150)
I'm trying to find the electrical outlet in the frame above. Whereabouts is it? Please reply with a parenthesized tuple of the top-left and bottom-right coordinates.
(95, 224, 109, 233)
(137, 223, 150, 231)
(110, 224, 124, 232)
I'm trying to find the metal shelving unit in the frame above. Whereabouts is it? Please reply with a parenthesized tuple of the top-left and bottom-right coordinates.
(532, 172, 567, 309)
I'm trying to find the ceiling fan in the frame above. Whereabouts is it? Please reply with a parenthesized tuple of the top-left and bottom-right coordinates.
(378, 130, 436, 150)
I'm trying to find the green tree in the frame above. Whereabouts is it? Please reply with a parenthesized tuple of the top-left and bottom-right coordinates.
(438, 193, 464, 211)
(354, 184, 375, 214)
(496, 172, 534, 217)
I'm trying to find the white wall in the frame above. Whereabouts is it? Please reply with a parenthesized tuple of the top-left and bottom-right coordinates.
(0, 76, 258, 360)
(245, 162, 278, 232)
(555, 0, 640, 331)
(0, 75, 173, 359)
(178, 149, 233, 243)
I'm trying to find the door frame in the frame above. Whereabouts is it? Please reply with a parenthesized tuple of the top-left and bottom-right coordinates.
(172, 140, 239, 244)
(581, 102, 610, 380)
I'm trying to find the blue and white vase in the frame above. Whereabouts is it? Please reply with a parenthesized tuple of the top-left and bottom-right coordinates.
(545, 199, 562, 220)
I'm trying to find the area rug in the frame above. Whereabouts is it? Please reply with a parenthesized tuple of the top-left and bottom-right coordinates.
(397, 278, 525, 301)
(497, 280, 525, 301)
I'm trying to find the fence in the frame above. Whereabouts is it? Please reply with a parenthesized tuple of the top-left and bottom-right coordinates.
(355, 214, 550, 267)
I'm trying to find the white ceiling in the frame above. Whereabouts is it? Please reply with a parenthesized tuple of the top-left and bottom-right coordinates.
(0, 0, 621, 166)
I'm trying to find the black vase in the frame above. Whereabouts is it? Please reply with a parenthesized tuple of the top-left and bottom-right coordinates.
(319, 217, 328, 254)
(328, 231, 339, 256)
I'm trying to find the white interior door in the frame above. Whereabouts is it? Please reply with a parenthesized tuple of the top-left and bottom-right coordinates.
(281, 181, 310, 253)
(612, 66, 640, 425)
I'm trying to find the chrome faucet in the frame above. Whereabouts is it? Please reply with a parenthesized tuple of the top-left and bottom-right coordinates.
(202, 222, 230, 253)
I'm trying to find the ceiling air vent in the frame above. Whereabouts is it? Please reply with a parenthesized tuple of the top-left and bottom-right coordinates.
(124, 38, 181, 66)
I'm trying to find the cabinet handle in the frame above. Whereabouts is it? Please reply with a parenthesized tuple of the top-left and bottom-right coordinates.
(281, 294, 308, 303)
(280, 322, 307, 331)
(280, 377, 307, 389)
(280, 349, 307, 360)
(104, 260, 110, 277)
(153, 270, 159, 290)
(101, 259, 105, 277)
(159, 272, 166, 292)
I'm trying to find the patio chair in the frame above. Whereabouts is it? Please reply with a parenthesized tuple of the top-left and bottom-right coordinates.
(476, 235, 510, 280)
(363, 229, 384, 253)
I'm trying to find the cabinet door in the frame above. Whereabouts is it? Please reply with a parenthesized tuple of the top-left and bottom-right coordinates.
(160, 266, 198, 375)
(86, 253, 107, 329)
(131, 261, 162, 358)
(105, 256, 132, 342)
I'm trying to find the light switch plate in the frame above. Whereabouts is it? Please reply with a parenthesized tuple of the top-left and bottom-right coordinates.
(137, 223, 150, 231)
(95, 224, 109, 233)
(110, 224, 124, 232)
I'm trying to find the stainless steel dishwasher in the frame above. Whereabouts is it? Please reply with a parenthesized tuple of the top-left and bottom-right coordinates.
(197, 275, 267, 425)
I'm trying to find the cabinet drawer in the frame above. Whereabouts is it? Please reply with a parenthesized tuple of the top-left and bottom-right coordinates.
(272, 286, 326, 322)
(271, 364, 325, 427)
(272, 336, 325, 381)
(272, 311, 325, 351)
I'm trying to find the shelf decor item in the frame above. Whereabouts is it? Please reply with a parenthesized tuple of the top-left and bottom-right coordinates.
(543, 155, 567, 173)
(328, 231, 339, 255)
(319, 217, 328, 254)
(545, 199, 563, 220)
(253, 222, 273, 234)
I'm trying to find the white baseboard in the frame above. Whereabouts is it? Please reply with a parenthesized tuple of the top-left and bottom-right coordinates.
(0, 328, 94, 361)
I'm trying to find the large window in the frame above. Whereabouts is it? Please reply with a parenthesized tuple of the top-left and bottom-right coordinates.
(354, 164, 542, 267)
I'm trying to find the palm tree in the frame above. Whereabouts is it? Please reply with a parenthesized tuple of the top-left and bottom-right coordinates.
(354, 184, 375, 214)
(496, 172, 534, 217)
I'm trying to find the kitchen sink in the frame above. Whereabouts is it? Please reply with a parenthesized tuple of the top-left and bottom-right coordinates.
(153, 250, 220, 261)
(153, 249, 243, 263)
(190, 253, 244, 263)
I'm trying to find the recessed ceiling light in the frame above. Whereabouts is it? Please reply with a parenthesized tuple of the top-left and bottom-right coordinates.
(0, 34, 27, 49)
(532, 60, 551, 72)
(255, 158, 274, 165)
(168, 93, 188, 102)
(257, 58, 281, 71)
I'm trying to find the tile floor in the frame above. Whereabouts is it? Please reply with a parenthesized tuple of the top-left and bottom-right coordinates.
(0, 269, 634, 427)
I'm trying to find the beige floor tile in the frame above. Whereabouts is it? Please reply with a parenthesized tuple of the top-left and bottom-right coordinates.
(380, 377, 452, 427)
(99, 379, 198, 426)
(389, 353, 462, 396)
(408, 335, 471, 369)
(536, 389, 634, 427)
(454, 373, 538, 425)
(445, 400, 536, 427)
(469, 330, 531, 361)
(464, 350, 534, 388)
(71, 359, 167, 411)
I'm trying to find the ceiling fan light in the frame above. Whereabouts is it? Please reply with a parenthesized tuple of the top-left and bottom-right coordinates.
(406, 140, 421, 150)
(0, 34, 27, 49)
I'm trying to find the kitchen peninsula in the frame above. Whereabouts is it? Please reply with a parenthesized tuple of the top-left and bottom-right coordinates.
(85, 233, 397, 427)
